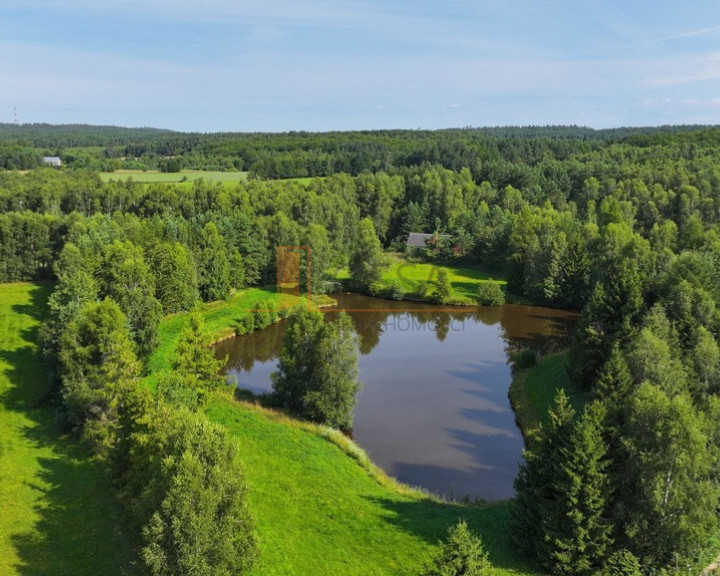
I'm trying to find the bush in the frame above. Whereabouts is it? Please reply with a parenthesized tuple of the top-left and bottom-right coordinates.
(253, 308, 271, 330)
(388, 280, 405, 300)
(513, 348, 537, 370)
(235, 313, 255, 335)
(368, 281, 385, 297)
(476, 282, 505, 306)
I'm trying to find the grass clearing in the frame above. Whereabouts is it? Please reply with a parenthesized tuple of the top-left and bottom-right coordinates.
(0, 283, 138, 576)
(99, 169, 248, 184)
(508, 351, 590, 441)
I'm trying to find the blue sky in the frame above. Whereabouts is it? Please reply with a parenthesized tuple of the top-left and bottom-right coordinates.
(2, 1, 720, 131)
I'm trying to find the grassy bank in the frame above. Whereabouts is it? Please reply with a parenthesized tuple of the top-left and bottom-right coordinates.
(333, 254, 507, 304)
(0, 283, 138, 576)
(508, 351, 590, 442)
(144, 286, 538, 576)
(208, 398, 534, 576)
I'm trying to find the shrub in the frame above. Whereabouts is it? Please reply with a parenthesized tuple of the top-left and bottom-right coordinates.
(476, 282, 505, 306)
(253, 308, 271, 330)
(388, 280, 405, 300)
(235, 313, 255, 335)
(513, 348, 537, 370)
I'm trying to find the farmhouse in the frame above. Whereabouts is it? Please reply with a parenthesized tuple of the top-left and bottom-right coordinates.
(406, 232, 454, 257)
(42, 156, 62, 167)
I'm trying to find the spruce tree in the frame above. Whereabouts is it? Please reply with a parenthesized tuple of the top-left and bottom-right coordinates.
(511, 389, 576, 562)
(544, 401, 612, 576)
(423, 520, 493, 576)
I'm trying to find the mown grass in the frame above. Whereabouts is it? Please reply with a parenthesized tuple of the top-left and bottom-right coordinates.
(144, 284, 539, 576)
(0, 283, 138, 576)
(208, 398, 535, 576)
(99, 169, 248, 184)
(508, 352, 590, 442)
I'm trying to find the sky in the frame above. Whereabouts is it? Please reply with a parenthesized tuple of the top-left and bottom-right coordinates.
(2, 1, 720, 132)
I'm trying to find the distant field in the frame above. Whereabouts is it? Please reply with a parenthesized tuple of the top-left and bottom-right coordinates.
(0, 283, 138, 576)
(99, 169, 248, 184)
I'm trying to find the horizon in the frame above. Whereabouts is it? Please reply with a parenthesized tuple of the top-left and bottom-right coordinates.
(3, 2, 720, 132)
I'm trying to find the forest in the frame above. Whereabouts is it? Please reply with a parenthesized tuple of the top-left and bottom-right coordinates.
(2, 123, 720, 575)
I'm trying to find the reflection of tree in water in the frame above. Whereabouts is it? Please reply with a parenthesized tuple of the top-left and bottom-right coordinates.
(215, 295, 577, 376)
(216, 321, 286, 372)
(496, 305, 577, 362)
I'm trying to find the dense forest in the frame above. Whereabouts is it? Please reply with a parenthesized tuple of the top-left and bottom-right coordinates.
(2, 124, 720, 574)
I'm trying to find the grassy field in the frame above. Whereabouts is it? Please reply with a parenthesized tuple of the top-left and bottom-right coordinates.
(508, 352, 590, 441)
(144, 283, 538, 576)
(0, 283, 138, 576)
(99, 169, 248, 184)
(208, 399, 535, 576)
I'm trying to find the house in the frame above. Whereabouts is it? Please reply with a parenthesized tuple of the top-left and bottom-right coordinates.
(406, 232, 453, 257)
(42, 156, 62, 167)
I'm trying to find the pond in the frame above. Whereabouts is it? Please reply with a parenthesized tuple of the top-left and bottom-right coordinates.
(215, 293, 576, 501)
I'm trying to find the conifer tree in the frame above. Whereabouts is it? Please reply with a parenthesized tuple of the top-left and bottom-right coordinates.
(544, 401, 612, 576)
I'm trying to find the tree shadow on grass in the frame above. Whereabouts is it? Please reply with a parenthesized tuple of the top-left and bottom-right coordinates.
(1, 284, 140, 575)
(362, 494, 535, 574)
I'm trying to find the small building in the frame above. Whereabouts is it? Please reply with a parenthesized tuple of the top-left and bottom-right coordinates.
(406, 232, 453, 257)
(42, 156, 62, 167)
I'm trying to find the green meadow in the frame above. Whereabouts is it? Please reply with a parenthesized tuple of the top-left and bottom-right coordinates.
(0, 283, 138, 576)
(99, 169, 248, 184)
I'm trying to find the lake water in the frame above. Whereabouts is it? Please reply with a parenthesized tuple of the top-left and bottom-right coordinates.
(215, 293, 576, 501)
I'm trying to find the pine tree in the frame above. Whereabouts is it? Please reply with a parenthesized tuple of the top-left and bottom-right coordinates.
(569, 259, 643, 389)
(271, 308, 361, 428)
(100, 240, 163, 359)
(422, 520, 493, 576)
(512, 389, 576, 562)
(435, 268, 452, 303)
(544, 401, 612, 576)
(59, 299, 140, 451)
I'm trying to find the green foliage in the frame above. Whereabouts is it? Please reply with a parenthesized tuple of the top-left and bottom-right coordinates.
(59, 299, 140, 451)
(162, 309, 228, 409)
(569, 260, 644, 390)
(512, 349, 537, 370)
(349, 217, 387, 292)
(147, 241, 199, 314)
(617, 383, 719, 567)
(435, 268, 452, 303)
(422, 520, 493, 576)
(119, 409, 257, 576)
(476, 282, 505, 306)
(235, 312, 256, 335)
(543, 401, 611, 576)
(598, 550, 642, 576)
(271, 308, 361, 429)
(197, 222, 231, 302)
(40, 243, 98, 378)
(99, 240, 163, 358)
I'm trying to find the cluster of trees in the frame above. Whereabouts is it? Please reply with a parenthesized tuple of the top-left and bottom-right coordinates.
(39, 236, 257, 574)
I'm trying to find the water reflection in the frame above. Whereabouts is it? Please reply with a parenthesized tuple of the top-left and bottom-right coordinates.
(215, 293, 576, 500)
